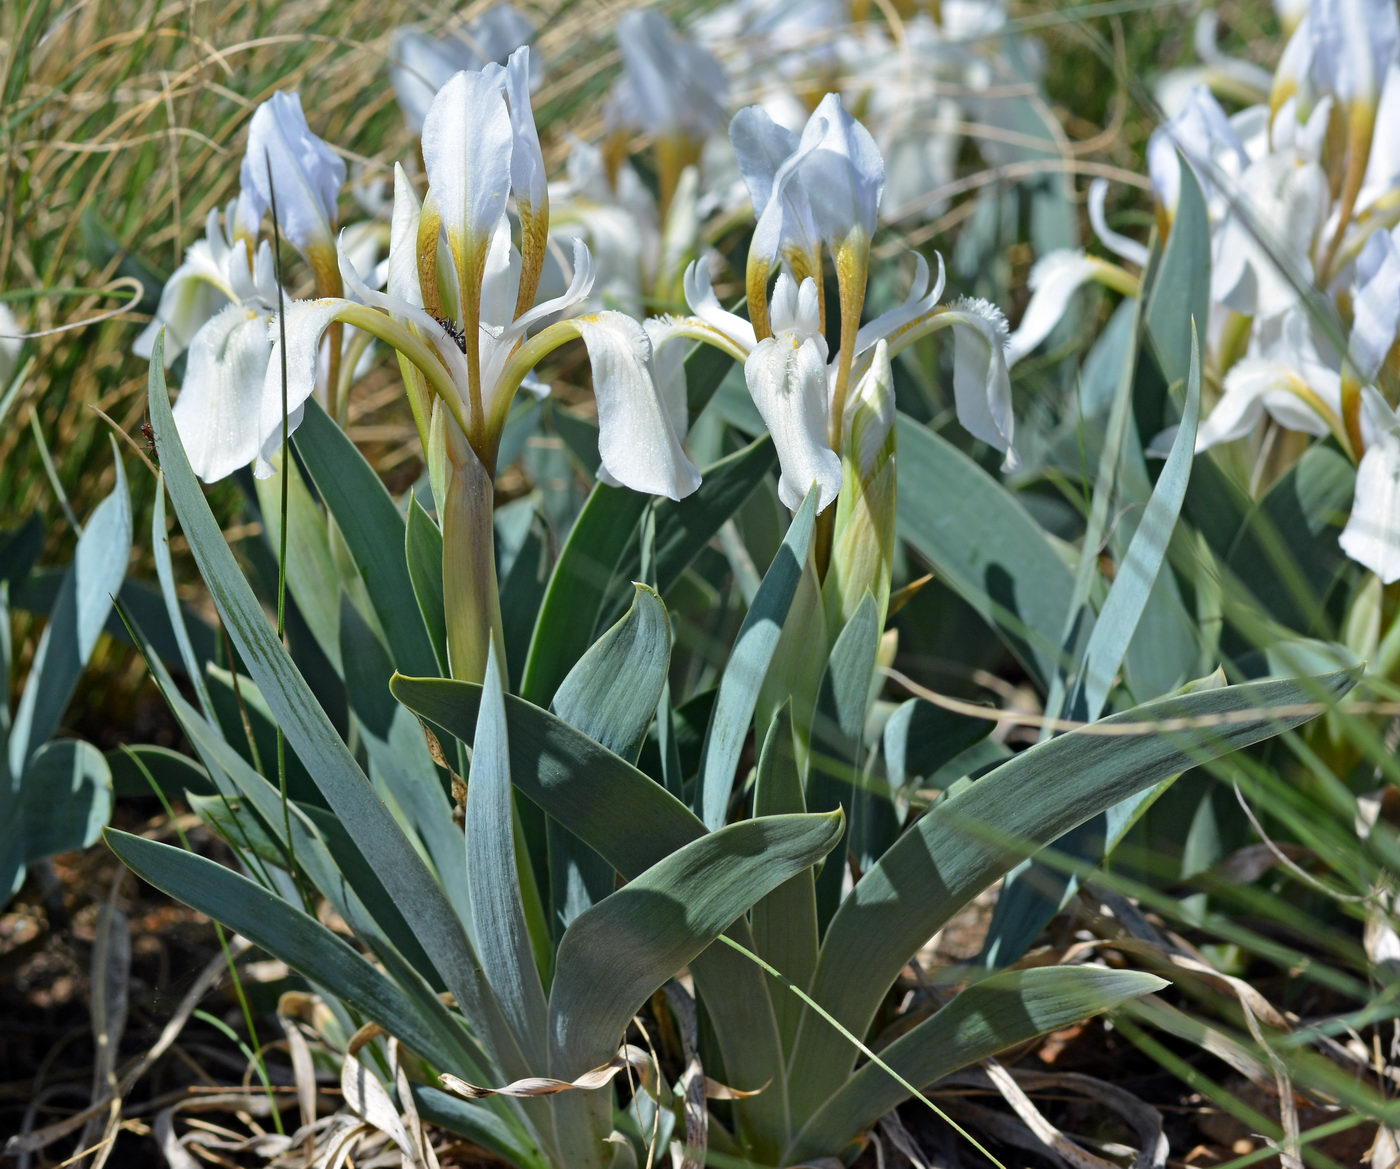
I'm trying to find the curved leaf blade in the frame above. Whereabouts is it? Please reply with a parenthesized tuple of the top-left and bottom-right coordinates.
(548, 810, 843, 1078)
(787, 664, 1361, 1122)
(787, 967, 1166, 1161)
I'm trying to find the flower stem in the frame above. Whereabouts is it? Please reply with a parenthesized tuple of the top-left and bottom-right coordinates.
(443, 426, 506, 685)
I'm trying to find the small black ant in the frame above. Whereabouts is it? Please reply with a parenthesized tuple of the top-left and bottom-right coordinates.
(434, 316, 468, 354)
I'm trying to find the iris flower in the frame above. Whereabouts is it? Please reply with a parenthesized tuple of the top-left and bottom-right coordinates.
(657, 94, 1017, 513)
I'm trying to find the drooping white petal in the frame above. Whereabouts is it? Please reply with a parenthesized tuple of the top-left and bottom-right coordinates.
(941, 298, 1019, 470)
(1088, 179, 1149, 267)
(135, 241, 236, 362)
(239, 92, 346, 256)
(744, 334, 842, 510)
(254, 299, 350, 478)
(1351, 227, 1400, 382)
(1340, 387, 1400, 582)
(682, 260, 757, 351)
(644, 316, 691, 447)
(422, 69, 514, 269)
(1005, 250, 1099, 368)
(572, 312, 701, 500)
(794, 92, 885, 248)
(1194, 358, 1334, 449)
(171, 304, 276, 482)
(854, 251, 945, 358)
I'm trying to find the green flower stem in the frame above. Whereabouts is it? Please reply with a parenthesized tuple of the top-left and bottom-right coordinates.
(442, 426, 506, 685)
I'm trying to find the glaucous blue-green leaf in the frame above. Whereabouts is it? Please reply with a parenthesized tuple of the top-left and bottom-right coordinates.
(751, 706, 817, 1054)
(882, 699, 992, 796)
(393, 674, 703, 874)
(105, 829, 493, 1082)
(405, 495, 449, 676)
(496, 501, 551, 689)
(145, 338, 523, 1081)
(698, 487, 819, 829)
(411, 1087, 553, 1169)
(553, 584, 671, 762)
(983, 328, 1204, 968)
(548, 585, 673, 934)
(1144, 151, 1209, 395)
(3, 739, 111, 897)
(1073, 325, 1202, 722)
(548, 810, 843, 1078)
(1223, 443, 1354, 642)
(895, 415, 1071, 689)
(809, 593, 881, 919)
(153, 485, 214, 717)
(785, 663, 1360, 1124)
(293, 400, 438, 677)
(8, 456, 130, 776)
(254, 454, 342, 672)
(785, 967, 1166, 1162)
(107, 744, 214, 800)
(520, 483, 650, 706)
(602, 436, 777, 628)
(337, 599, 465, 921)
(390, 672, 799, 1156)
(469, 645, 549, 1067)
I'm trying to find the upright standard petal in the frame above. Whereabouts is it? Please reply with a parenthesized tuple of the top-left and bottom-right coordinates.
(389, 5, 536, 133)
(1308, 0, 1399, 104)
(572, 312, 701, 500)
(422, 69, 515, 281)
(239, 92, 346, 257)
(501, 46, 547, 218)
(1340, 387, 1400, 582)
(794, 93, 885, 249)
(612, 10, 727, 141)
(171, 304, 276, 482)
(744, 334, 842, 510)
(729, 106, 800, 218)
(388, 164, 425, 308)
(736, 107, 824, 277)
